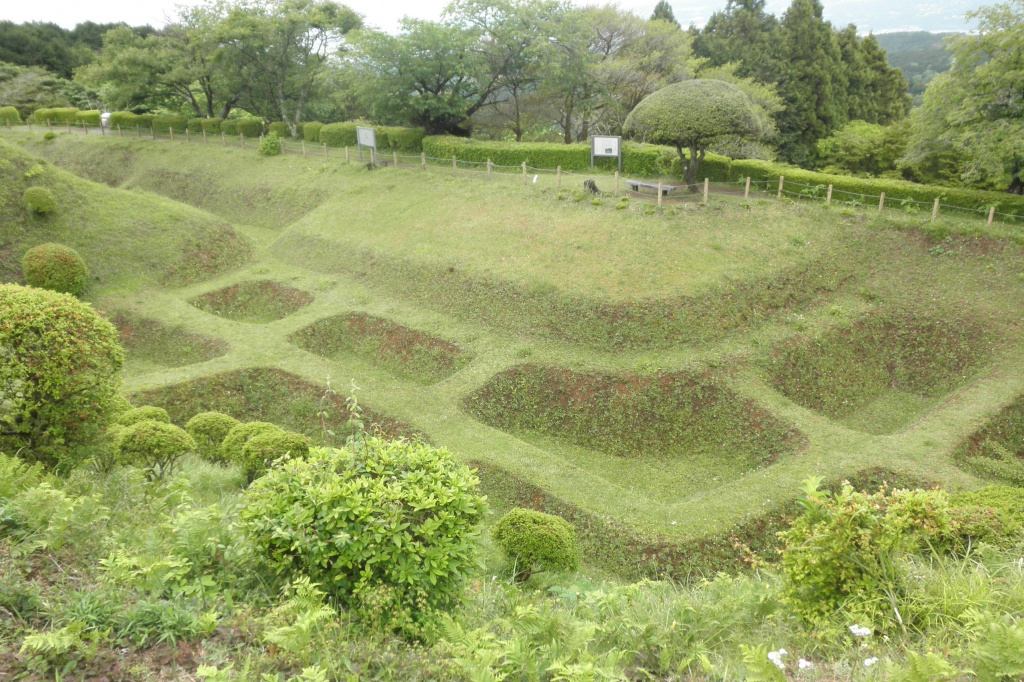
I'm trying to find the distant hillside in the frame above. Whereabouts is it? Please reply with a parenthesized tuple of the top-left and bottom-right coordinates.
(875, 31, 959, 103)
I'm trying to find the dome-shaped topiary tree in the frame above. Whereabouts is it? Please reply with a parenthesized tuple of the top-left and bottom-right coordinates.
(23, 187, 56, 214)
(623, 79, 765, 191)
(239, 429, 311, 482)
(117, 405, 170, 427)
(115, 419, 196, 479)
(221, 421, 283, 465)
(0, 283, 124, 469)
(21, 243, 89, 297)
(492, 508, 580, 581)
(186, 412, 241, 463)
(0, 106, 21, 123)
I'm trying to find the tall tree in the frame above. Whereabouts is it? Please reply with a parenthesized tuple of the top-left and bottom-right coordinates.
(774, 0, 846, 165)
(692, 0, 780, 84)
(650, 1, 679, 27)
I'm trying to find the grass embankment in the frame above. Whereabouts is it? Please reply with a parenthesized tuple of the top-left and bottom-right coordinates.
(4, 128, 1024, 566)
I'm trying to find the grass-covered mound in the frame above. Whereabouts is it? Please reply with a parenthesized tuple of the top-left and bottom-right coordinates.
(766, 309, 988, 434)
(465, 364, 803, 495)
(189, 280, 313, 323)
(954, 395, 1024, 485)
(129, 367, 420, 447)
(0, 137, 252, 290)
(289, 312, 472, 384)
(108, 311, 229, 372)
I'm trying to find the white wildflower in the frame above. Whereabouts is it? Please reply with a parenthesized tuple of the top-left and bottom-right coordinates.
(767, 649, 787, 671)
(864, 657, 879, 667)
(798, 658, 813, 670)
(848, 624, 872, 637)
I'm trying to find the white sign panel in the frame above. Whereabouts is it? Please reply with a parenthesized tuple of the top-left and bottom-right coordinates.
(593, 136, 620, 157)
(356, 126, 376, 148)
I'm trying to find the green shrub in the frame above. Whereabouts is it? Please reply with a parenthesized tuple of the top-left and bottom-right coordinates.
(117, 406, 170, 427)
(235, 118, 263, 138)
(268, 122, 291, 138)
(221, 119, 238, 136)
(187, 118, 204, 133)
(948, 486, 1024, 545)
(240, 438, 486, 633)
(152, 115, 187, 133)
(493, 508, 580, 580)
(378, 126, 426, 152)
(258, 132, 283, 156)
(0, 284, 124, 469)
(107, 112, 139, 129)
(303, 121, 323, 143)
(115, 420, 195, 479)
(22, 187, 56, 214)
(239, 430, 310, 482)
(319, 121, 358, 147)
(221, 421, 282, 465)
(21, 243, 88, 297)
(43, 132, 55, 141)
(185, 412, 240, 463)
(74, 110, 101, 125)
(779, 477, 952, 627)
(0, 106, 21, 123)
(200, 118, 223, 135)
(110, 395, 133, 415)
(33, 108, 78, 123)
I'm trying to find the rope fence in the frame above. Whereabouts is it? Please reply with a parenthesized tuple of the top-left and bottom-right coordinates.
(5, 117, 1023, 228)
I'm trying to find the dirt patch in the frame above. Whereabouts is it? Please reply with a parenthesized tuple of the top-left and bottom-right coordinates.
(765, 308, 988, 433)
(106, 311, 229, 369)
(464, 364, 803, 469)
(190, 280, 313, 323)
(130, 367, 420, 446)
(289, 312, 471, 384)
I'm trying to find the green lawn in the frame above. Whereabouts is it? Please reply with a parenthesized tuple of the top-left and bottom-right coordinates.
(5, 127, 1024, 575)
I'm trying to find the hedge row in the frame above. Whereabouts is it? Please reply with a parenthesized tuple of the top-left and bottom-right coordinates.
(33, 107, 79, 123)
(108, 112, 154, 129)
(318, 122, 425, 152)
(75, 110, 101, 125)
(730, 159, 1024, 216)
(421, 136, 733, 180)
(221, 118, 263, 137)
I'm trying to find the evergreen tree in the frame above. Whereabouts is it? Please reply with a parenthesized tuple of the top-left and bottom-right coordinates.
(774, 0, 846, 165)
(650, 1, 679, 27)
(692, 0, 780, 83)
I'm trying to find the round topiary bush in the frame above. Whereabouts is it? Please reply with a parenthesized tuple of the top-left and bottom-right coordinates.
(492, 508, 580, 581)
(117, 405, 170, 427)
(23, 187, 56, 215)
(0, 106, 22, 123)
(110, 395, 134, 415)
(185, 412, 241, 463)
(239, 437, 486, 633)
(221, 421, 282, 465)
(21, 243, 89, 297)
(0, 284, 124, 469)
(115, 419, 196, 479)
(239, 430, 311, 482)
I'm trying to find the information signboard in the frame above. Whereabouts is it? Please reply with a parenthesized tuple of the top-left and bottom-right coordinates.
(591, 135, 622, 172)
(356, 126, 377, 161)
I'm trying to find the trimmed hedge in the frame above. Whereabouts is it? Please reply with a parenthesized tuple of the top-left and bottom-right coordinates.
(75, 110, 101, 125)
(21, 243, 88, 297)
(186, 411, 240, 463)
(319, 122, 359, 147)
(222, 118, 263, 137)
(221, 119, 237, 136)
(153, 115, 188, 133)
(107, 112, 156, 130)
(201, 118, 223, 134)
(187, 118, 204, 133)
(23, 187, 56, 214)
(115, 419, 195, 479)
(117, 405, 170, 427)
(730, 159, 1024, 216)
(268, 122, 291, 138)
(221, 421, 282, 464)
(33, 108, 78, 123)
(320, 122, 426, 152)
(303, 121, 323, 143)
(0, 106, 21, 123)
(239, 429, 311, 482)
(493, 508, 580, 580)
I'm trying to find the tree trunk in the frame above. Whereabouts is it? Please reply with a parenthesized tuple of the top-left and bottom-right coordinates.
(680, 144, 702, 193)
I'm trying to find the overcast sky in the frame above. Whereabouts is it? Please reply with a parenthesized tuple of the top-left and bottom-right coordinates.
(0, 0, 983, 35)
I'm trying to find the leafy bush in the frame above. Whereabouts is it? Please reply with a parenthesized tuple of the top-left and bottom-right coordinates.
(185, 412, 240, 463)
(33, 108, 78, 123)
(116, 406, 170, 427)
(152, 115, 188, 133)
(779, 477, 952, 627)
(200, 118, 223, 134)
(0, 284, 124, 469)
(948, 486, 1024, 545)
(303, 121, 323, 143)
(108, 112, 140, 129)
(492, 508, 580, 580)
(221, 119, 238, 136)
(239, 438, 486, 632)
(43, 132, 55, 141)
(21, 243, 89, 297)
(115, 420, 195, 479)
(0, 106, 21, 123)
(258, 132, 283, 156)
(319, 121, 359, 147)
(235, 118, 263, 137)
(238, 429, 310, 482)
(320, 123, 425, 152)
(22, 187, 56, 214)
(268, 122, 291, 138)
(220, 421, 282, 465)
(74, 110, 101, 125)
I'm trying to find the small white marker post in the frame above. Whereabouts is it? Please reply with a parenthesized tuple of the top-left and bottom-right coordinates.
(703, 178, 709, 204)
(988, 206, 996, 226)
(657, 182, 663, 207)
(932, 198, 940, 220)
(744, 176, 750, 199)
(826, 185, 833, 206)
(878, 192, 885, 212)
(777, 176, 784, 199)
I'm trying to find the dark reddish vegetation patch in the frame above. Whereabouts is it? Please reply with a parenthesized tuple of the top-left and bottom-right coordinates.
(108, 311, 228, 368)
(464, 364, 803, 467)
(130, 367, 420, 446)
(190, 280, 313, 323)
(289, 312, 471, 384)
(954, 394, 1024, 483)
(163, 225, 253, 287)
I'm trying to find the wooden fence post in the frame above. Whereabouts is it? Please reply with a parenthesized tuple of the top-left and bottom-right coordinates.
(150, 124, 155, 138)
(421, 152, 426, 170)
(137, 125, 142, 138)
(522, 162, 527, 185)
(169, 127, 173, 141)
(301, 139, 306, 155)
(345, 146, 350, 164)
(777, 176, 784, 199)
(703, 178, 709, 204)
(658, 182, 663, 207)
(117, 124, 123, 137)
(240, 133, 245, 149)
(614, 170, 619, 196)
(83, 122, 88, 135)
(744, 176, 750, 200)
(488, 159, 493, 175)
(988, 207, 996, 226)
(222, 131, 226, 146)
(323, 143, 328, 160)
(452, 156, 457, 172)
(932, 198, 940, 220)
(826, 185, 833, 206)
(66, 120, 71, 133)
(202, 129, 207, 144)
(186, 128, 190, 142)
(100, 121, 105, 135)
(878, 192, 885, 211)
(46, 119, 51, 131)
(393, 150, 398, 167)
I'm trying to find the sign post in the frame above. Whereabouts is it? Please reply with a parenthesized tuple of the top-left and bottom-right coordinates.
(590, 135, 622, 173)
(356, 126, 377, 163)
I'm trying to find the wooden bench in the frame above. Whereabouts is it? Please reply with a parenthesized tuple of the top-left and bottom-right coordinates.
(626, 180, 681, 194)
